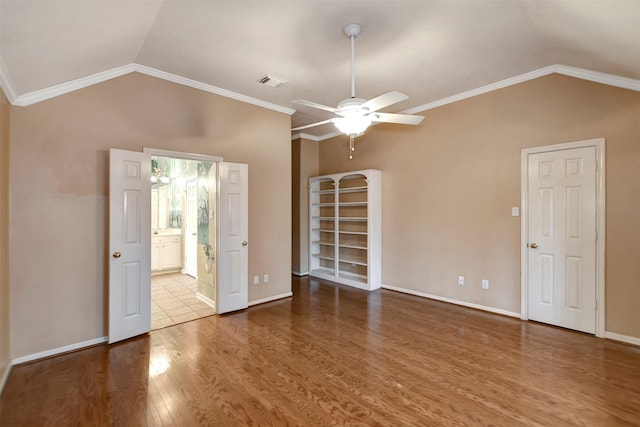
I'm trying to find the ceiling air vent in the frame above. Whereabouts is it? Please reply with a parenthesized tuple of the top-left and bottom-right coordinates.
(257, 74, 287, 88)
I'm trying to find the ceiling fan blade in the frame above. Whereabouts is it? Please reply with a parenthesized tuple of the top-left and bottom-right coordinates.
(370, 112, 424, 125)
(361, 91, 409, 113)
(292, 100, 338, 114)
(291, 119, 335, 131)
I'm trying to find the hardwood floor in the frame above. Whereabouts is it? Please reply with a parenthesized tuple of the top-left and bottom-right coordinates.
(1, 276, 639, 426)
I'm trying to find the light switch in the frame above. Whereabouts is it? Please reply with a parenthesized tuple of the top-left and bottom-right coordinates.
(511, 207, 519, 217)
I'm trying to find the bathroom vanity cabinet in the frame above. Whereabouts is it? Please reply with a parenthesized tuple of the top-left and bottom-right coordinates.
(152, 233, 182, 273)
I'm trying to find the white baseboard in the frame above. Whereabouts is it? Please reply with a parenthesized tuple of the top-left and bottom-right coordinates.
(12, 336, 109, 366)
(291, 271, 309, 276)
(0, 363, 12, 395)
(249, 292, 293, 307)
(604, 331, 640, 346)
(381, 284, 520, 318)
(196, 292, 216, 311)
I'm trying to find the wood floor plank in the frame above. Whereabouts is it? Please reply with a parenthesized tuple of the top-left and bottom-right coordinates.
(1, 275, 639, 426)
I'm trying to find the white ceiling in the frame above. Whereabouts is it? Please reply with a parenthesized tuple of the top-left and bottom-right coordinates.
(1, 1, 639, 137)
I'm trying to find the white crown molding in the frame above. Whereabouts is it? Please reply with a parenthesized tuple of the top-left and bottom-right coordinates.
(553, 64, 640, 92)
(0, 52, 18, 103)
(291, 130, 342, 142)
(300, 64, 640, 140)
(403, 64, 640, 115)
(2, 60, 636, 123)
(13, 64, 137, 106)
(3, 61, 295, 115)
(134, 64, 295, 115)
(292, 132, 322, 141)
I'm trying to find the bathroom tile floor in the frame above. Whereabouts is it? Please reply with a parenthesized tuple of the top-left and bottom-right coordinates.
(151, 272, 216, 330)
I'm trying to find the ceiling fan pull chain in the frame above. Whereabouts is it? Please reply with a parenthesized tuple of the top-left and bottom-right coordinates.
(349, 135, 355, 159)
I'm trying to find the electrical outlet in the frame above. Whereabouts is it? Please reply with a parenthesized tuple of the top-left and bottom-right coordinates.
(253, 276, 259, 285)
(263, 274, 269, 283)
(458, 276, 464, 285)
(482, 279, 489, 289)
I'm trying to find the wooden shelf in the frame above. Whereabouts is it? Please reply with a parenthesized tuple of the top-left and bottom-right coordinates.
(338, 231, 367, 235)
(309, 267, 336, 280)
(339, 186, 367, 193)
(337, 202, 367, 207)
(338, 217, 367, 222)
(339, 243, 367, 250)
(338, 257, 368, 267)
(312, 241, 335, 246)
(338, 271, 367, 282)
(312, 254, 335, 261)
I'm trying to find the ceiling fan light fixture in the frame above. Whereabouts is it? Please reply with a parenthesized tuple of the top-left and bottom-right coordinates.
(333, 114, 372, 136)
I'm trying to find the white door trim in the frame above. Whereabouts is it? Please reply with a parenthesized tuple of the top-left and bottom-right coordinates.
(143, 148, 223, 163)
(520, 138, 605, 337)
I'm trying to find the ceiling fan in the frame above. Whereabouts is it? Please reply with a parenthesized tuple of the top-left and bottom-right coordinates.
(292, 23, 424, 158)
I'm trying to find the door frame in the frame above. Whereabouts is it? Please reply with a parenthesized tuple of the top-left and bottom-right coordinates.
(520, 138, 605, 337)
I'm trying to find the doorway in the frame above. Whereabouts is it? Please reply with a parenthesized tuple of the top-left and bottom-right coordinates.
(150, 155, 217, 330)
(520, 138, 605, 336)
(109, 148, 249, 343)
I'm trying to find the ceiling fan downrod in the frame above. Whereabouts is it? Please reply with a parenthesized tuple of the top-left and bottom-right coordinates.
(343, 23, 361, 99)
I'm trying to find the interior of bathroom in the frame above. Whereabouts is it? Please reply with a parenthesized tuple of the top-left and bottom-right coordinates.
(150, 156, 217, 330)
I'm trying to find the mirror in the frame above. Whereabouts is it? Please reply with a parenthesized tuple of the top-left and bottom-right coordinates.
(151, 157, 194, 233)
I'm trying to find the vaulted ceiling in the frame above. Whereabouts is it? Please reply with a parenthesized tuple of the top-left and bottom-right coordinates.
(1, 0, 639, 138)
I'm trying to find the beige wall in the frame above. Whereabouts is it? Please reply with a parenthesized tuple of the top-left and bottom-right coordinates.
(0, 91, 10, 383)
(9, 73, 292, 358)
(291, 137, 319, 274)
(292, 140, 301, 272)
(319, 74, 640, 338)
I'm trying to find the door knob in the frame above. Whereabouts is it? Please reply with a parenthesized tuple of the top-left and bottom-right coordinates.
(242, 241, 248, 246)
(113, 251, 122, 258)
(529, 243, 538, 249)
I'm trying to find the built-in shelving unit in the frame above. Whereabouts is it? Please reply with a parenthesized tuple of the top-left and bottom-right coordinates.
(309, 169, 381, 291)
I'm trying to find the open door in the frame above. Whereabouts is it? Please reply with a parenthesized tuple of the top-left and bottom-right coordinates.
(217, 162, 249, 314)
(184, 179, 198, 277)
(109, 149, 151, 343)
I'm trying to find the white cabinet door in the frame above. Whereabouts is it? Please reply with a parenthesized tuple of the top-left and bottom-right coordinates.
(162, 241, 182, 269)
(151, 242, 161, 271)
(109, 149, 151, 344)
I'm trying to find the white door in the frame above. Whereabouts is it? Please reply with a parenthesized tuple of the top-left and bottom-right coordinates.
(217, 162, 249, 314)
(109, 149, 151, 343)
(527, 147, 596, 333)
(184, 179, 198, 277)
